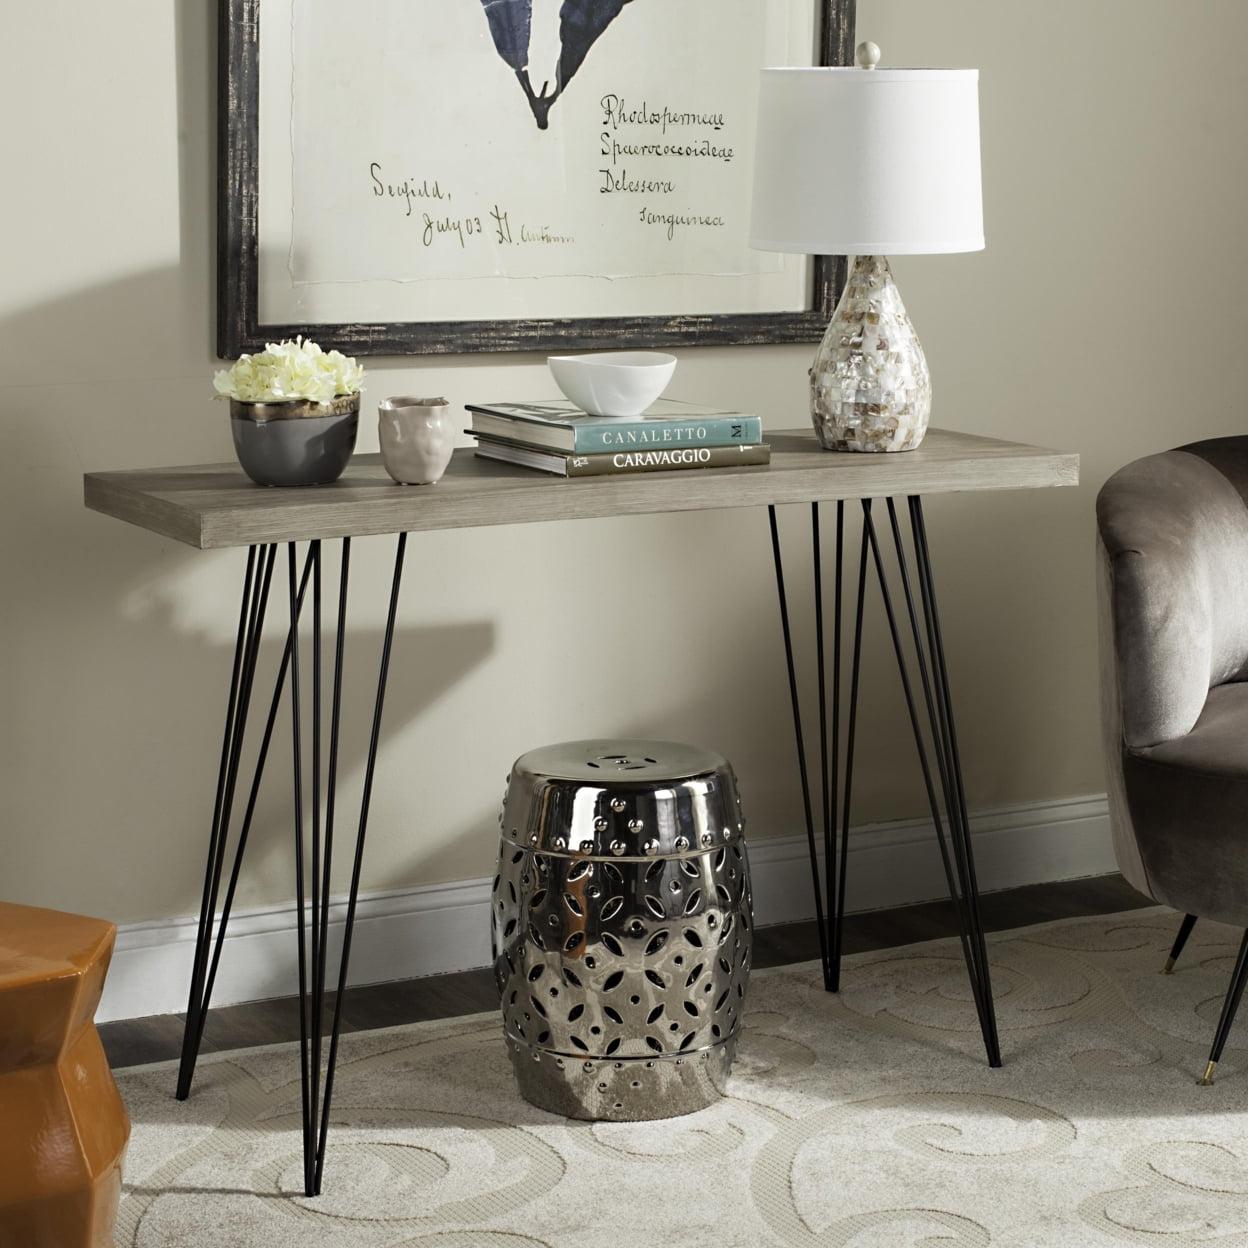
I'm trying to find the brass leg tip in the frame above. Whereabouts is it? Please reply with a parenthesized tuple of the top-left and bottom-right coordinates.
(1199, 1061, 1217, 1086)
(1163, 957, 1176, 975)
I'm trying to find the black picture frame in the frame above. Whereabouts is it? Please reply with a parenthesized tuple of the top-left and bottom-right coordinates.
(216, 0, 856, 358)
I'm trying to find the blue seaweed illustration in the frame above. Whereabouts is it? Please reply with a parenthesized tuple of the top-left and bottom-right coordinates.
(557, 0, 634, 95)
(477, 0, 636, 129)
(479, 0, 532, 71)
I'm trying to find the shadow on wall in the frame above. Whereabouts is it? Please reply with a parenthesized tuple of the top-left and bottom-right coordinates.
(162, 602, 501, 917)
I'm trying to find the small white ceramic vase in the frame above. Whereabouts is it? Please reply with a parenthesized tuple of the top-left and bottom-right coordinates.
(378, 396, 455, 485)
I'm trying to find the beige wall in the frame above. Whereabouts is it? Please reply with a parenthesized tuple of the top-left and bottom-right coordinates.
(2, 1, 1246, 925)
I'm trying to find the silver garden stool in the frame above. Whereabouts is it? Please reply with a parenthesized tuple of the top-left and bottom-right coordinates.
(492, 739, 753, 1120)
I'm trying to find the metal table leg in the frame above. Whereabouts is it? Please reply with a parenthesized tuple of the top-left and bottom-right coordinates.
(174, 533, 409, 1195)
(768, 495, 1002, 1067)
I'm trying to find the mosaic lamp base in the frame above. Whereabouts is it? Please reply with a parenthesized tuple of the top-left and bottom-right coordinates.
(810, 253, 932, 453)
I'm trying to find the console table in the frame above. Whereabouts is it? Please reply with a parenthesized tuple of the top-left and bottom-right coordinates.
(84, 427, 1078, 1196)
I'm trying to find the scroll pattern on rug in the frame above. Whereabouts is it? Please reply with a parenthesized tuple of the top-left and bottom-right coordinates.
(115, 909, 1248, 1246)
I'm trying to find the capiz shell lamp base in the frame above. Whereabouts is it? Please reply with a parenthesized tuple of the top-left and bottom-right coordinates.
(748, 40, 984, 454)
(811, 253, 931, 453)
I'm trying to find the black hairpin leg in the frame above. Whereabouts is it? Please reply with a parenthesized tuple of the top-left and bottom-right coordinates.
(308, 532, 407, 1194)
(907, 496, 1001, 1066)
(177, 544, 277, 1099)
(767, 495, 1002, 1067)
(768, 504, 831, 987)
(865, 500, 987, 1032)
(175, 533, 408, 1197)
(176, 546, 314, 1100)
(1164, 913, 1198, 974)
(834, 510, 868, 988)
(1200, 928, 1248, 1085)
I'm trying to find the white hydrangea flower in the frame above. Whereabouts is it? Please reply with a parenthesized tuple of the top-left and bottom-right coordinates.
(213, 337, 365, 403)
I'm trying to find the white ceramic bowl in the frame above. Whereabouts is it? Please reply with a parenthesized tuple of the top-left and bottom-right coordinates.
(547, 351, 677, 417)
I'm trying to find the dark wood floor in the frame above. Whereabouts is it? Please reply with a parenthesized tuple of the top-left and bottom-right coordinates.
(100, 872, 1152, 1070)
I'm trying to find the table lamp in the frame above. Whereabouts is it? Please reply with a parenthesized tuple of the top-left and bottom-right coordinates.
(749, 42, 983, 452)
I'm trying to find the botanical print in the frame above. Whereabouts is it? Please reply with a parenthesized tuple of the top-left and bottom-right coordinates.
(259, 0, 816, 325)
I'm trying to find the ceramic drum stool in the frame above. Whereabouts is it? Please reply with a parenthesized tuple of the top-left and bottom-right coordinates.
(0, 902, 130, 1248)
(492, 740, 753, 1120)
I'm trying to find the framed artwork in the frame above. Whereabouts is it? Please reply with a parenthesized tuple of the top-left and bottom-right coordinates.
(217, 0, 855, 357)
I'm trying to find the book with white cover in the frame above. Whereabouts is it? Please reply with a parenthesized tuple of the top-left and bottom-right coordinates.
(467, 399, 763, 453)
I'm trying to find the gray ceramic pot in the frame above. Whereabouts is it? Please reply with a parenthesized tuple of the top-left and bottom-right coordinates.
(230, 395, 359, 487)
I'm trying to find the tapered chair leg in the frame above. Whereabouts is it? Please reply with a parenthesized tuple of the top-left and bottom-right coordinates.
(1164, 913, 1198, 974)
(1199, 928, 1248, 1085)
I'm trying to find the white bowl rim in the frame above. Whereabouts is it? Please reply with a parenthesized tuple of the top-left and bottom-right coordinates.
(547, 351, 677, 369)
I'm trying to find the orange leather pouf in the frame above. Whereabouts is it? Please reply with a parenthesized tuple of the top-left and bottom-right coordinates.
(0, 903, 130, 1248)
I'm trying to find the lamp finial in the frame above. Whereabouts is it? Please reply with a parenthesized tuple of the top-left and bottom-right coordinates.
(856, 41, 881, 70)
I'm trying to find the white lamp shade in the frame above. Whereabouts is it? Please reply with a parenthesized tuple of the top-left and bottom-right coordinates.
(749, 67, 984, 256)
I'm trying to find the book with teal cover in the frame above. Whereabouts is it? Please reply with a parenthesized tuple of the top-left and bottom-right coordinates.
(466, 399, 762, 454)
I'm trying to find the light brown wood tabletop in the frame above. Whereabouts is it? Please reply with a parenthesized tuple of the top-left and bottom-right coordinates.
(83, 428, 1079, 550)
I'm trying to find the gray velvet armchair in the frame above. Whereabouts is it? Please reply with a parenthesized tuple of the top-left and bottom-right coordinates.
(1097, 436, 1248, 1084)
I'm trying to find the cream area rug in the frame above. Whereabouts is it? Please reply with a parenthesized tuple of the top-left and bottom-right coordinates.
(113, 907, 1248, 1247)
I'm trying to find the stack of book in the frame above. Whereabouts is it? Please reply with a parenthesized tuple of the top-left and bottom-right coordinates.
(466, 399, 770, 478)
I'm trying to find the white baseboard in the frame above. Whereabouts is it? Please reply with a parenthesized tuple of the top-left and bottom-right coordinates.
(99, 793, 1115, 1023)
